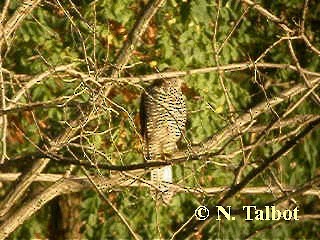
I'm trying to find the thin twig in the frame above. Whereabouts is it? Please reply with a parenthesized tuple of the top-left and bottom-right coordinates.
(0, 0, 168, 236)
(174, 117, 320, 239)
(0, 0, 11, 24)
(287, 35, 320, 105)
(0, 0, 42, 48)
(68, 62, 320, 84)
(111, 0, 167, 75)
(81, 167, 141, 240)
(241, 0, 294, 33)
(1, 173, 320, 197)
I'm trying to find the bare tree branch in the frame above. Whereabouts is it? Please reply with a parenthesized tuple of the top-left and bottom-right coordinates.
(241, 0, 294, 33)
(0, 0, 42, 48)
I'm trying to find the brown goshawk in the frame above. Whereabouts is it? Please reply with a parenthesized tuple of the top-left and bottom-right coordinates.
(140, 78, 186, 204)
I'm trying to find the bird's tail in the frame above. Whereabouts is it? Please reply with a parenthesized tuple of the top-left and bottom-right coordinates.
(150, 165, 173, 204)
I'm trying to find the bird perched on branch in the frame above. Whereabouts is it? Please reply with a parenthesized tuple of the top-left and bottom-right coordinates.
(140, 78, 186, 204)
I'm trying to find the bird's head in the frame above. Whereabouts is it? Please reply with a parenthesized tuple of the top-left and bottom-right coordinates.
(164, 77, 184, 88)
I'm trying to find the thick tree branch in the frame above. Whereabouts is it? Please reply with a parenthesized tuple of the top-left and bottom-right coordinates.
(0, 0, 42, 48)
(175, 117, 320, 239)
(0, 0, 168, 235)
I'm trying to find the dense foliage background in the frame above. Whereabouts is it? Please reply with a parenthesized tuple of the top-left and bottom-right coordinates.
(0, 0, 319, 239)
